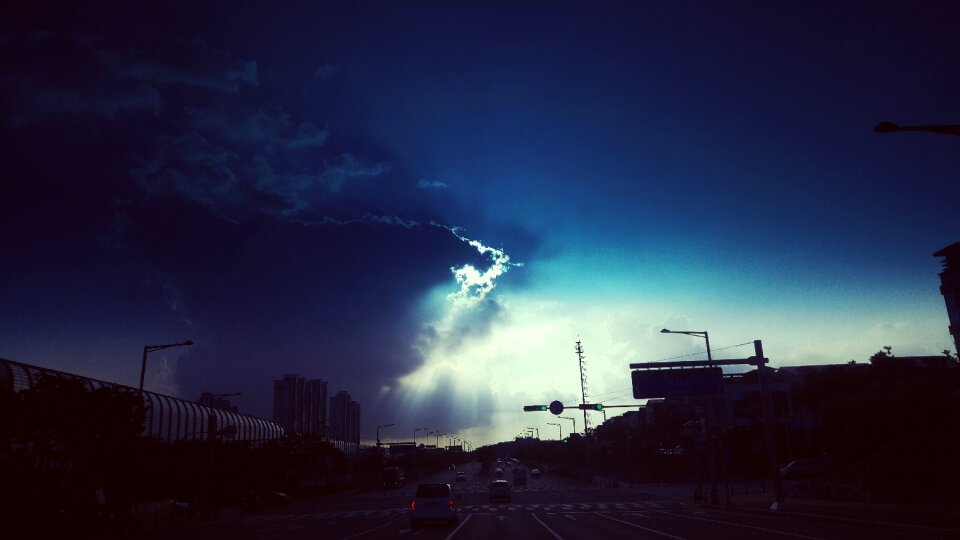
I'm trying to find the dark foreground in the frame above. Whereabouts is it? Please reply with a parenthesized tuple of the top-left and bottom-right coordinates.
(143, 463, 960, 540)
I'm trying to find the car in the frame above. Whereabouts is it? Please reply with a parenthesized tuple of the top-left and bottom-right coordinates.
(494, 467, 504, 478)
(530, 468, 541, 479)
(489, 480, 511, 502)
(410, 483, 459, 528)
(382, 466, 405, 488)
(455, 471, 466, 482)
(779, 458, 828, 480)
(449, 464, 456, 470)
(239, 492, 263, 513)
(261, 491, 292, 507)
(513, 467, 527, 485)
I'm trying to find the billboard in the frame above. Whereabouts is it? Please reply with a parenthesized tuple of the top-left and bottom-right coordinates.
(631, 367, 723, 399)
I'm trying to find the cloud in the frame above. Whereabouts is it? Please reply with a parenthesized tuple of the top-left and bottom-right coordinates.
(434, 224, 523, 307)
(320, 153, 391, 193)
(0, 16, 541, 441)
(417, 179, 449, 190)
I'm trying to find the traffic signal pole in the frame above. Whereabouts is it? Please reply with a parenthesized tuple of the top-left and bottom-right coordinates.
(755, 340, 786, 509)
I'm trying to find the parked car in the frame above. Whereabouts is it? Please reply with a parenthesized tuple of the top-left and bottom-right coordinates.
(455, 471, 466, 482)
(489, 480, 511, 502)
(779, 458, 828, 480)
(240, 492, 263, 513)
(530, 468, 541, 479)
(410, 483, 459, 528)
(494, 467, 504, 478)
(261, 491, 292, 507)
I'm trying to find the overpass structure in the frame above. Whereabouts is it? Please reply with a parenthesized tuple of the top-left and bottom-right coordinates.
(1, 357, 284, 444)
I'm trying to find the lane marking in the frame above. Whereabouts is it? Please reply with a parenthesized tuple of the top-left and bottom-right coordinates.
(594, 513, 687, 540)
(530, 512, 564, 540)
(443, 513, 472, 540)
(709, 505, 960, 535)
(657, 511, 825, 539)
(339, 513, 407, 539)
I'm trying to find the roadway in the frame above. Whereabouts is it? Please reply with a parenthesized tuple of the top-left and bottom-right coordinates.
(149, 461, 960, 540)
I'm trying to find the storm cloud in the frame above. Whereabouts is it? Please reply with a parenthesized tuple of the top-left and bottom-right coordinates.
(0, 9, 531, 426)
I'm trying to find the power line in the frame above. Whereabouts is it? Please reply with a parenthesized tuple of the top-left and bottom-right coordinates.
(648, 341, 754, 363)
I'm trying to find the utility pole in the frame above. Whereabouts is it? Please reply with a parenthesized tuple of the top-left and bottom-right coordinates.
(755, 340, 786, 509)
(576, 340, 590, 434)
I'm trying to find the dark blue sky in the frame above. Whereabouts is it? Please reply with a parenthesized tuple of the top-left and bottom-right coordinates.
(2, 1, 958, 444)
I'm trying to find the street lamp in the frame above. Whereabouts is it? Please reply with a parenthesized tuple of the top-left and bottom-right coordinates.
(139, 341, 193, 398)
(559, 416, 577, 435)
(377, 423, 394, 447)
(436, 432, 445, 448)
(548, 422, 562, 440)
(413, 427, 428, 446)
(660, 328, 719, 505)
(874, 121, 960, 136)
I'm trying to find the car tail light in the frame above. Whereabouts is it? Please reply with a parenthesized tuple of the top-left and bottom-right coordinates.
(449, 499, 454, 510)
(410, 500, 416, 510)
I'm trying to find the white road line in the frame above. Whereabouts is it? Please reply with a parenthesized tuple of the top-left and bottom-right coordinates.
(339, 513, 407, 539)
(594, 513, 687, 540)
(443, 514, 472, 540)
(657, 511, 826, 539)
(711, 505, 960, 535)
(530, 512, 564, 540)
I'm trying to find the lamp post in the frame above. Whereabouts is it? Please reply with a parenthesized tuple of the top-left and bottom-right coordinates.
(559, 416, 576, 435)
(548, 422, 562, 440)
(139, 341, 193, 398)
(414, 427, 428, 447)
(874, 121, 960, 136)
(661, 328, 719, 505)
(436, 432, 445, 448)
(377, 423, 394, 447)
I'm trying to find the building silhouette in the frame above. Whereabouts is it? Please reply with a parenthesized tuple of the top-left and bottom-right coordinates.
(272, 374, 328, 437)
(328, 390, 360, 444)
(935, 242, 960, 355)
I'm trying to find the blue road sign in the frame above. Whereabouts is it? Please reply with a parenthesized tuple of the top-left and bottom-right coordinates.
(631, 367, 723, 399)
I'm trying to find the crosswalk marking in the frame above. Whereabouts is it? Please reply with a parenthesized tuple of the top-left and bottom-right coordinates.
(236, 500, 676, 525)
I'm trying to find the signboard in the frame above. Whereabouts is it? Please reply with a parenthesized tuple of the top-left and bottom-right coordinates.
(631, 367, 723, 399)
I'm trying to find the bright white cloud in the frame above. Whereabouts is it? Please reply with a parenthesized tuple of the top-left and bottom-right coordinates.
(434, 225, 522, 307)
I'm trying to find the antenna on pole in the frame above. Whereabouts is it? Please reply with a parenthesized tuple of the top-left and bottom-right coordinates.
(576, 339, 590, 434)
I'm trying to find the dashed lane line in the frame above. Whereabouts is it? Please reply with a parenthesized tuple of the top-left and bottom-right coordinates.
(707, 504, 960, 535)
(656, 510, 826, 539)
(530, 512, 565, 540)
(339, 513, 408, 540)
(594, 512, 688, 540)
(442, 514, 472, 540)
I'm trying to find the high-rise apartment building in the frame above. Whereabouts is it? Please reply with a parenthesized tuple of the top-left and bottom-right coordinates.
(272, 374, 328, 436)
(935, 243, 960, 355)
(329, 390, 361, 443)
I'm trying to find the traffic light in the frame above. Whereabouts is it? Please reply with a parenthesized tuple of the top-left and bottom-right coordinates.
(523, 405, 548, 412)
(578, 403, 603, 411)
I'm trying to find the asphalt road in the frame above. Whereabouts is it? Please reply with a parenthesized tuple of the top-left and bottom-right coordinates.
(151, 462, 960, 540)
